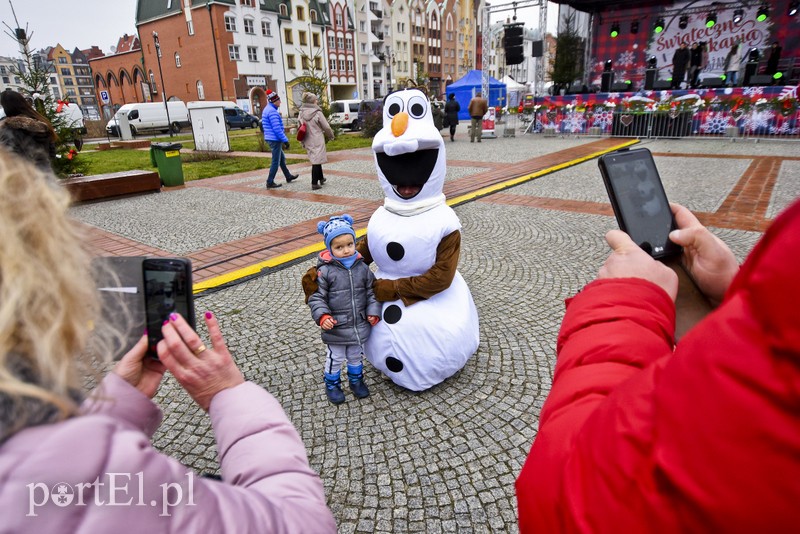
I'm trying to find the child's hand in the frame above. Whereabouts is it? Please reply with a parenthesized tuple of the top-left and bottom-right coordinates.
(320, 315, 337, 330)
(367, 315, 380, 326)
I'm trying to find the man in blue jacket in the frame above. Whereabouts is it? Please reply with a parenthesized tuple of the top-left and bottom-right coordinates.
(261, 91, 298, 189)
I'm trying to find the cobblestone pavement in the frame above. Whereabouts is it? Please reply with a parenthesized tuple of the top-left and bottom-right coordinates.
(72, 136, 798, 532)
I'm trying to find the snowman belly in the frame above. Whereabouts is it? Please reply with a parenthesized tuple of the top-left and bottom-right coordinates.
(365, 272, 479, 391)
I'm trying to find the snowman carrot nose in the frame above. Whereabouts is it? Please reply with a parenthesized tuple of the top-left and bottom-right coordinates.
(391, 112, 409, 137)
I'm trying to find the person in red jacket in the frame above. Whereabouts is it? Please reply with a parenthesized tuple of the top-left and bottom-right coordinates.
(516, 201, 800, 532)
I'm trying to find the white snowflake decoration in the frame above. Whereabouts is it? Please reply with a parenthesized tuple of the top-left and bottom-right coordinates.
(742, 86, 765, 98)
(617, 50, 636, 67)
(592, 110, 614, 129)
(561, 112, 587, 133)
(744, 109, 775, 132)
(699, 112, 733, 134)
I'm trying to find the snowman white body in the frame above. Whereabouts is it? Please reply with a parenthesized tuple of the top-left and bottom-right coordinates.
(365, 205, 479, 391)
(366, 88, 480, 391)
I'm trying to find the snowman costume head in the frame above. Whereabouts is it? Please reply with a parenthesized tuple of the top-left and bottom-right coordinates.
(372, 89, 446, 215)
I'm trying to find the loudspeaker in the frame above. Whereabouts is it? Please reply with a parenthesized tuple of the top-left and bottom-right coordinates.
(611, 82, 630, 92)
(644, 68, 657, 90)
(653, 80, 672, 90)
(601, 71, 614, 92)
(504, 24, 524, 66)
(531, 40, 543, 58)
(700, 77, 724, 87)
(748, 74, 773, 86)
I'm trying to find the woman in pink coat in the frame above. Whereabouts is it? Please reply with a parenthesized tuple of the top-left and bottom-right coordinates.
(517, 201, 800, 532)
(0, 151, 337, 532)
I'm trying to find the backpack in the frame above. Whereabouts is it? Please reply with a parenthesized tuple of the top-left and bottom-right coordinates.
(296, 121, 307, 142)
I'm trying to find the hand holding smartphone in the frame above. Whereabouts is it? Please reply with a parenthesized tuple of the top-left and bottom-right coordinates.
(598, 147, 712, 339)
(143, 258, 196, 358)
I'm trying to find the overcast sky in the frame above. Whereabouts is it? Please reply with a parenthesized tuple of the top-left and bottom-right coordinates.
(0, 0, 556, 59)
(0, 0, 138, 58)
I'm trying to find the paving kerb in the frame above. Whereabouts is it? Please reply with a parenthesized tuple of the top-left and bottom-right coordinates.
(72, 137, 795, 532)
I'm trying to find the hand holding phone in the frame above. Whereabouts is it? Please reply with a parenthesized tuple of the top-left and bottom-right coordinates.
(143, 258, 196, 358)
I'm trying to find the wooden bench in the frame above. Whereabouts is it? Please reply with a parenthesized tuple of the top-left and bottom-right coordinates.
(62, 170, 161, 202)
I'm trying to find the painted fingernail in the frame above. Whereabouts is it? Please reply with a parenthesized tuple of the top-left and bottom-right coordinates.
(162, 320, 168, 326)
(205, 311, 213, 319)
(169, 312, 178, 321)
(143, 328, 148, 336)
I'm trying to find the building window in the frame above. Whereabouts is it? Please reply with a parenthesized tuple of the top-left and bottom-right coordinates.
(264, 48, 274, 62)
(228, 44, 241, 60)
(279, 4, 287, 16)
(310, 9, 317, 22)
(247, 46, 258, 61)
(284, 29, 293, 44)
(58, 57, 67, 64)
(299, 31, 307, 46)
(335, 12, 343, 26)
(286, 54, 295, 69)
(337, 37, 344, 49)
(50, 76, 57, 85)
(187, 20, 194, 35)
(360, 43, 366, 54)
(313, 33, 320, 47)
(347, 59, 354, 71)
(339, 59, 346, 71)
(296, 6, 304, 20)
(346, 37, 353, 50)
(242, 0, 253, 6)
(302, 56, 310, 70)
(314, 57, 322, 69)
(261, 20, 271, 36)
(61, 68, 71, 75)
(63, 78, 74, 86)
(329, 58, 337, 71)
(225, 15, 237, 32)
(1, 76, 8, 83)
(359, 21, 365, 32)
(328, 35, 335, 49)
(244, 18, 255, 34)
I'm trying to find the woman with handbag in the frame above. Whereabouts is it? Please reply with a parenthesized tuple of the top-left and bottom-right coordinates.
(298, 92, 334, 190)
(444, 93, 460, 142)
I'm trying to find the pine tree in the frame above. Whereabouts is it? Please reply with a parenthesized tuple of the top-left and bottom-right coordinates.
(550, 12, 585, 95)
(4, 23, 87, 177)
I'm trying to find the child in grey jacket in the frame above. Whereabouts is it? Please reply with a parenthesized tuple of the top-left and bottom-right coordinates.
(308, 215, 382, 404)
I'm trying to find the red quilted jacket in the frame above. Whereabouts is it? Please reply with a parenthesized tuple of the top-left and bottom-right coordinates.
(516, 200, 800, 532)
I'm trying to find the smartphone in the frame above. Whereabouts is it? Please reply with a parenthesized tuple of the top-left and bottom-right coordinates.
(598, 147, 681, 260)
(142, 258, 195, 358)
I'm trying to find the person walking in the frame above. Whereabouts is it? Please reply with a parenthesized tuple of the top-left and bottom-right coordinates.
(297, 92, 334, 191)
(468, 91, 488, 143)
(0, 89, 56, 171)
(306, 215, 381, 404)
(671, 42, 690, 89)
(723, 43, 740, 86)
(0, 151, 337, 532)
(444, 93, 460, 142)
(261, 90, 298, 189)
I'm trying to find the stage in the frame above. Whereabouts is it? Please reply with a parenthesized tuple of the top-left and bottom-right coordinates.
(528, 85, 799, 137)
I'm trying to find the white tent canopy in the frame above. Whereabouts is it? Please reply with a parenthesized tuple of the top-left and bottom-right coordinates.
(501, 76, 527, 92)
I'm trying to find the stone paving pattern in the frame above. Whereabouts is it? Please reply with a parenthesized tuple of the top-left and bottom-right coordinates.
(72, 136, 796, 533)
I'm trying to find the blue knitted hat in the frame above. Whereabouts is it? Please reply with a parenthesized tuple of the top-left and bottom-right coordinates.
(317, 214, 355, 251)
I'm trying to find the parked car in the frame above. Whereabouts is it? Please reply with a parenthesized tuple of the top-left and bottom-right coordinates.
(357, 99, 383, 129)
(330, 99, 361, 130)
(223, 106, 259, 129)
(105, 101, 190, 136)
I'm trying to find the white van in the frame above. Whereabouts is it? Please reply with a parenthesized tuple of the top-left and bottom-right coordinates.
(330, 99, 361, 130)
(105, 101, 190, 136)
(188, 101, 259, 130)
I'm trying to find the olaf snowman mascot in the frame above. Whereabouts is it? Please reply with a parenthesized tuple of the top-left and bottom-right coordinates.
(356, 88, 480, 391)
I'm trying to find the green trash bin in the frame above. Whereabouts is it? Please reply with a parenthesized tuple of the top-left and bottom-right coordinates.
(150, 142, 184, 186)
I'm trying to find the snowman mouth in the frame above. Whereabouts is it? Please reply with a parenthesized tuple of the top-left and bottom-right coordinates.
(375, 149, 438, 200)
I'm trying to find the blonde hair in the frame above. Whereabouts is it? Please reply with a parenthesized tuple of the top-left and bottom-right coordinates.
(0, 150, 102, 435)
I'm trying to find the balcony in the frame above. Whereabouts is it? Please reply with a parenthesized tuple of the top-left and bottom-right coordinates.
(371, 30, 384, 41)
(370, 7, 382, 18)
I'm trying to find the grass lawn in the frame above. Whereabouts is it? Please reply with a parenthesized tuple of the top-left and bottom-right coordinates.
(189, 130, 374, 153)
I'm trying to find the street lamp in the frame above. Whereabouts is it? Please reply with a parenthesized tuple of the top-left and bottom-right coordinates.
(152, 31, 174, 137)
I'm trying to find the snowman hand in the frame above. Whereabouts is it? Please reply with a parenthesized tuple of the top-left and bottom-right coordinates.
(373, 278, 399, 301)
(367, 315, 380, 326)
(302, 266, 319, 303)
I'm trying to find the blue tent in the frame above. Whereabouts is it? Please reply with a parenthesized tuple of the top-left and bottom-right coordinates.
(446, 70, 507, 121)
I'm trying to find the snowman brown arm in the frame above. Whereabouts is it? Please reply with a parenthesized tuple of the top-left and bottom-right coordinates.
(372, 230, 460, 305)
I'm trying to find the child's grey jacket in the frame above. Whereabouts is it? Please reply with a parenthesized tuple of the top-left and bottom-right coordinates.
(308, 251, 382, 345)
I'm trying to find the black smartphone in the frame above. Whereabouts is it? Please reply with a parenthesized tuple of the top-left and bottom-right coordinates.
(142, 258, 195, 358)
(598, 147, 681, 260)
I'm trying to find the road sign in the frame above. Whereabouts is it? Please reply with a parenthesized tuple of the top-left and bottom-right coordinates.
(99, 90, 110, 104)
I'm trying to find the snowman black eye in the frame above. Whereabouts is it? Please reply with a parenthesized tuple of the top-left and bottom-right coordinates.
(407, 96, 427, 118)
(386, 98, 403, 117)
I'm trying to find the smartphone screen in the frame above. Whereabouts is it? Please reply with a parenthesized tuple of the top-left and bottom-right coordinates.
(143, 258, 195, 358)
(598, 148, 681, 259)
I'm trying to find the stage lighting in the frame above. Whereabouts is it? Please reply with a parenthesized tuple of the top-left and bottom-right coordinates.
(647, 55, 657, 68)
(653, 18, 665, 33)
(757, 4, 768, 22)
(749, 48, 760, 62)
(604, 59, 613, 72)
(705, 12, 717, 28)
(773, 72, 784, 81)
(678, 15, 688, 29)
(733, 9, 743, 24)
(789, 1, 798, 16)
(631, 20, 639, 34)
(610, 22, 620, 38)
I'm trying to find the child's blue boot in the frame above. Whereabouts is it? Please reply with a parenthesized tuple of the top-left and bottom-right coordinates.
(324, 372, 345, 405)
(347, 363, 370, 399)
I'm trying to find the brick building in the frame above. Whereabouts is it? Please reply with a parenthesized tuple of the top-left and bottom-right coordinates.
(89, 35, 147, 120)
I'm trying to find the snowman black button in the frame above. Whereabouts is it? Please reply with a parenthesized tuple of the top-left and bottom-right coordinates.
(386, 242, 405, 261)
(384, 304, 402, 324)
